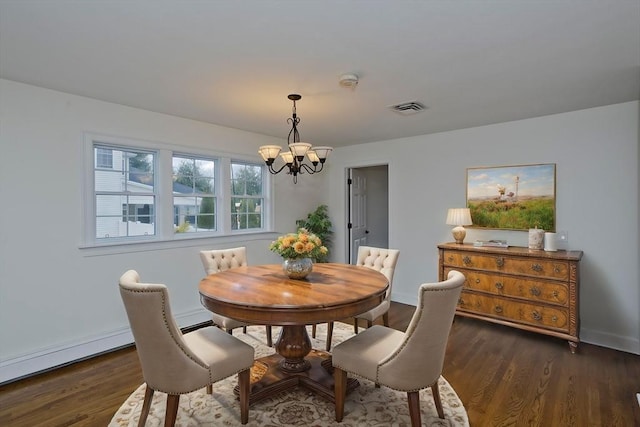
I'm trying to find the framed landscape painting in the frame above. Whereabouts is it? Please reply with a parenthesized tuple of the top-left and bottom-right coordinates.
(466, 163, 556, 231)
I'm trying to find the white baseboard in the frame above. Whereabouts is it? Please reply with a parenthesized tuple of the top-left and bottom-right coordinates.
(0, 309, 212, 385)
(580, 327, 640, 355)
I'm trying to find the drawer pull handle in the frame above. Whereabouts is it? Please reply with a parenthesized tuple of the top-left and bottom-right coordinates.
(475, 278, 481, 284)
(495, 282, 504, 290)
(552, 316, 558, 323)
(462, 256, 472, 265)
(532, 263, 543, 272)
(447, 256, 454, 262)
(530, 287, 541, 296)
(554, 265, 561, 273)
(552, 290, 559, 298)
(494, 306, 503, 314)
(532, 311, 542, 321)
(496, 257, 505, 268)
(458, 298, 465, 305)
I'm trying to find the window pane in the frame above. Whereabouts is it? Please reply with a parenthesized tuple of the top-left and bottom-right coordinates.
(174, 196, 216, 232)
(173, 156, 215, 194)
(96, 194, 155, 238)
(231, 163, 262, 196)
(231, 196, 264, 230)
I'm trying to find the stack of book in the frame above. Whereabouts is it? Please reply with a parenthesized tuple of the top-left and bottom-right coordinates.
(473, 239, 508, 248)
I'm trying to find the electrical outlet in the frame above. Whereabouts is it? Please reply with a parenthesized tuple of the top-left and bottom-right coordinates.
(558, 231, 568, 243)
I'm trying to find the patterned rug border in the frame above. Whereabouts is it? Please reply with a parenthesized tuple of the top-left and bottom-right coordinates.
(109, 323, 469, 426)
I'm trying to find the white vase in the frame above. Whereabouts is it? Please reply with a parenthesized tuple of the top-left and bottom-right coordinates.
(282, 258, 313, 279)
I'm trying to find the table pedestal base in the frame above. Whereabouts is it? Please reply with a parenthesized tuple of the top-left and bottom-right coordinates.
(234, 349, 359, 405)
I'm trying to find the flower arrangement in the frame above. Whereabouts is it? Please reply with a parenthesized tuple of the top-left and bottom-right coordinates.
(269, 228, 328, 260)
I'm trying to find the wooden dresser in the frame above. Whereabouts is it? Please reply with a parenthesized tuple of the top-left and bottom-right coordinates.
(438, 242, 583, 353)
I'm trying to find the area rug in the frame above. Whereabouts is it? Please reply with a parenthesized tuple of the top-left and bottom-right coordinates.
(109, 323, 469, 426)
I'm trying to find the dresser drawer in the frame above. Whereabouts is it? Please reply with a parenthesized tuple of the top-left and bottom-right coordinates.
(457, 291, 569, 333)
(444, 267, 568, 306)
(442, 250, 569, 281)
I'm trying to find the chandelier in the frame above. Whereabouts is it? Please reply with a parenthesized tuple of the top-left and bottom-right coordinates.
(258, 94, 332, 183)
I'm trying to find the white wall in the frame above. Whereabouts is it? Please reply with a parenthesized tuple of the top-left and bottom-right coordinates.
(0, 79, 327, 382)
(326, 101, 639, 355)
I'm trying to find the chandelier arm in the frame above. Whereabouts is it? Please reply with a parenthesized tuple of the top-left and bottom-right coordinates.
(298, 162, 318, 174)
(267, 162, 292, 175)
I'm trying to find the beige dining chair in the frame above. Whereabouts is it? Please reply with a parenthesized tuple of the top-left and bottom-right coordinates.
(315, 246, 400, 352)
(199, 247, 273, 347)
(119, 270, 254, 426)
(332, 270, 465, 426)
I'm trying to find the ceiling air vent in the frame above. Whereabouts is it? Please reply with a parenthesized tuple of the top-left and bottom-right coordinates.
(389, 101, 426, 115)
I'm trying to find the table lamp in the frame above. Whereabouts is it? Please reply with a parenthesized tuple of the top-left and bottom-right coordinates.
(446, 208, 472, 244)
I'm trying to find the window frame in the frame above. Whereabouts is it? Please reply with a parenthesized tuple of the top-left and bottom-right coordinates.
(82, 132, 273, 248)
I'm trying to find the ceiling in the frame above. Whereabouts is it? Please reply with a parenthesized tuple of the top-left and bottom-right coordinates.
(1, 1, 639, 148)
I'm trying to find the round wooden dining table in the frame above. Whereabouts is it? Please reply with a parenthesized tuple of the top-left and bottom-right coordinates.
(199, 263, 388, 404)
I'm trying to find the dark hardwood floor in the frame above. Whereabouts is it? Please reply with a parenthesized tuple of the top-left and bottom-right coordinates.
(1, 302, 639, 426)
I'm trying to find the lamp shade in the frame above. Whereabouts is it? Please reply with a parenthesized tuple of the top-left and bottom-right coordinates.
(446, 208, 472, 226)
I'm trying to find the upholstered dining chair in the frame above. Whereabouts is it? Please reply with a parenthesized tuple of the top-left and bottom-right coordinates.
(199, 247, 273, 347)
(314, 246, 400, 352)
(119, 270, 254, 426)
(332, 270, 465, 427)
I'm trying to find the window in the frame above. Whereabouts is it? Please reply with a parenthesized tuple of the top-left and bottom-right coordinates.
(94, 145, 156, 239)
(172, 155, 216, 233)
(95, 148, 113, 168)
(231, 162, 264, 230)
(86, 134, 270, 246)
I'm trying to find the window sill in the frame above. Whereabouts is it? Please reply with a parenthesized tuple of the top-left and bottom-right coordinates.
(79, 231, 280, 257)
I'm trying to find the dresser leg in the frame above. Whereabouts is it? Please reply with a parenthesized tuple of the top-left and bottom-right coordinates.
(568, 341, 578, 354)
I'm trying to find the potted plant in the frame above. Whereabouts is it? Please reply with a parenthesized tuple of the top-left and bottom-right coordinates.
(296, 205, 333, 263)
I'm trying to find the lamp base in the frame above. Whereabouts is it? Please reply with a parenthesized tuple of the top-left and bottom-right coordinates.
(452, 226, 467, 244)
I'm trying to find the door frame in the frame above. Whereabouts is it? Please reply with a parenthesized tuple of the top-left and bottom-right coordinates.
(345, 162, 389, 264)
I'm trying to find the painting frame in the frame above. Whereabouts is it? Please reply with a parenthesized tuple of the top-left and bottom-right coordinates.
(466, 163, 556, 231)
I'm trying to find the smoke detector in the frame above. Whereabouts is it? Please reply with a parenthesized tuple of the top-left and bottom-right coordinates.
(389, 101, 427, 115)
(339, 73, 359, 89)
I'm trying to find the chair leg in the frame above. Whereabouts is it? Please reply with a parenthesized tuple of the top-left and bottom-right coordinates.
(206, 384, 212, 394)
(334, 367, 347, 422)
(266, 326, 273, 347)
(164, 394, 180, 427)
(227, 328, 233, 335)
(311, 324, 317, 338)
(242, 326, 247, 333)
(407, 391, 421, 427)
(238, 369, 250, 425)
(138, 385, 154, 427)
(382, 312, 389, 327)
(431, 382, 445, 419)
(326, 322, 334, 352)
(353, 318, 358, 334)
(366, 320, 373, 328)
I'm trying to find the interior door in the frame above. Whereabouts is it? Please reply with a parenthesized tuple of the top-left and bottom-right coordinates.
(348, 168, 368, 264)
